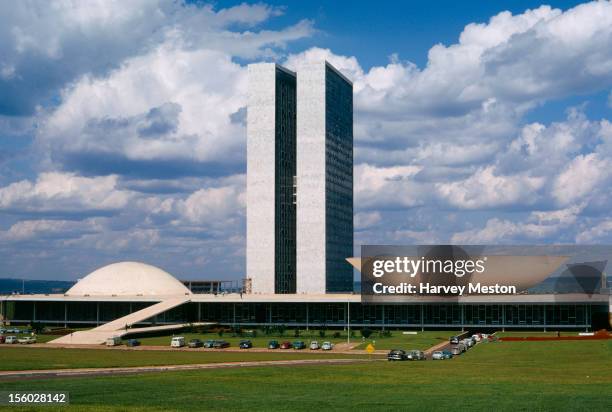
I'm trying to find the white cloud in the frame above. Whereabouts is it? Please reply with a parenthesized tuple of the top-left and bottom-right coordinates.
(576, 219, 612, 243)
(176, 185, 245, 225)
(40, 45, 247, 165)
(437, 166, 545, 209)
(0, 219, 98, 241)
(0, 172, 131, 213)
(354, 211, 381, 230)
(451, 204, 583, 243)
(452, 217, 557, 243)
(354, 164, 424, 209)
(553, 153, 609, 206)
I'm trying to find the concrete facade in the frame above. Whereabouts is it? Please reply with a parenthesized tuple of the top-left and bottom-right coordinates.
(296, 62, 354, 294)
(247, 64, 277, 294)
(296, 63, 328, 294)
(246, 63, 297, 294)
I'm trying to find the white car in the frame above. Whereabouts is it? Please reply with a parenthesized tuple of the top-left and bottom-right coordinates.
(106, 336, 121, 346)
(171, 336, 185, 348)
(321, 341, 333, 351)
(309, 341, 320, 350)
(5, 336, 18, 344)
(472, 334, 481, 342)
(18, 336, 36, 344)
(432, 351, 444, 360)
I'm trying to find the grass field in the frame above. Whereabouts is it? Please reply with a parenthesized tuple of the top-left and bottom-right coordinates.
(0, 347, 375, 371)
(0, 340, 609, 411)
(353, 330, 460, 350)
(495, 331, 580, 338)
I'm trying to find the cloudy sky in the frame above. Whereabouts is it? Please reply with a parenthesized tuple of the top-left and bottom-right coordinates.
(1, 0, 612, 281)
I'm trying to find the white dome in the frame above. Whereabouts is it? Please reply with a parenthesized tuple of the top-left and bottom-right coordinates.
(66, 261, 191, 297)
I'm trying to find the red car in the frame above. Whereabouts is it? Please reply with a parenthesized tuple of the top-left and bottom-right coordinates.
(0, 336, 5, 344)
(280, 341, 292, 349)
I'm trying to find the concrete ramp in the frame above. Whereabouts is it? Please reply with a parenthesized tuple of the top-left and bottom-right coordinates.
(50, 297, 191, 345)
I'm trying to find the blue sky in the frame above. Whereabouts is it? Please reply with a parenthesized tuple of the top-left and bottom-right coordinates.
(0, 1, 611, 281)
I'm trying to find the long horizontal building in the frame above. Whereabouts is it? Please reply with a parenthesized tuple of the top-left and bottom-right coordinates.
(1, 262, 610, 332)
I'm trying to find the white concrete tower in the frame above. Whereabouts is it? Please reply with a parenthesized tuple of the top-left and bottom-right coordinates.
(296, 61, 353, 294)
(246, 63, 297, 294)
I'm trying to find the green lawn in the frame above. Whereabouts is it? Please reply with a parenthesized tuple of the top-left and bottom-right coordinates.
(0, 347, 375, 371)
(495, 331, 580, 338)
(353, 330, 460, 350)
(0, 340, 610, 411)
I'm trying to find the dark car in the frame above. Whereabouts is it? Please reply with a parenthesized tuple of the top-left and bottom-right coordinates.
(387, 349, 407, 361)
(126, 339, 140, 347)
(188, 339, 203, 348)
(203, 340, 216, 348)
(239, 340, 253, 349)
(213, 340, 230, 349)
(268, 340, 280, 349)
(450, 336, 459, 344)
(0, 336, 5, 344)
(293, 341, 306, 350)
(442, 350, 453, 359)
(280, 341, 292, 349)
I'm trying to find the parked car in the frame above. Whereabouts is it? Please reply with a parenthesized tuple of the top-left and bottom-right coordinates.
(188, 339, 203, 348)
(280, 341, 292, 349)
(213, 340, 230, 349)
(293, 341, 306, 350)
(126, 339, 140, 347)
(309, 341, 320, 350)
(472, 334, 481, 342)
(321, 341, 333, 351)
(18, 336, 36, 344)
(462, 338, 474, 348)
(387, 349, 407, 361)
(0, 336, 5, 344)
(407, 350, 426, 360)
(442, 350, 453, 359)
(432, 351, 444, 360)
(268, 340, 280, 349)
(0, 328, 5, 334)
(5, 336, 18, 344)
(457, 343, 467, 353)
(106, 336, 121, 346)
(203, 340, 216, 348)
(239, 340, 252, 349)
(451, 346, 462, 356)
(450, 336, 459, 344)
(171, 336, 185, 348)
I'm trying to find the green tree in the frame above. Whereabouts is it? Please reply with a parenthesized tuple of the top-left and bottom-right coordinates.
(361, 328, 373, 339)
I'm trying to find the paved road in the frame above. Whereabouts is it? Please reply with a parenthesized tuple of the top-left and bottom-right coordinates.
(0, 357, 379, 381)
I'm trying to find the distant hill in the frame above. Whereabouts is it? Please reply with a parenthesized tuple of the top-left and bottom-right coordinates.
(0, 278, 75, 294)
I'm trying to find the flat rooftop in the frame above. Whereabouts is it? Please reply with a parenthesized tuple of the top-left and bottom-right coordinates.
(1, 292, 609, 305)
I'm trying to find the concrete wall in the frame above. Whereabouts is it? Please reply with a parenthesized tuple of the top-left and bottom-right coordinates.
(296, 62, 327, 294)
(246, 63, 277, 294)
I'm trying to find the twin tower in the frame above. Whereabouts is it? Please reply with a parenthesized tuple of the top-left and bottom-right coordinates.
(247, 61, 353, 294)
